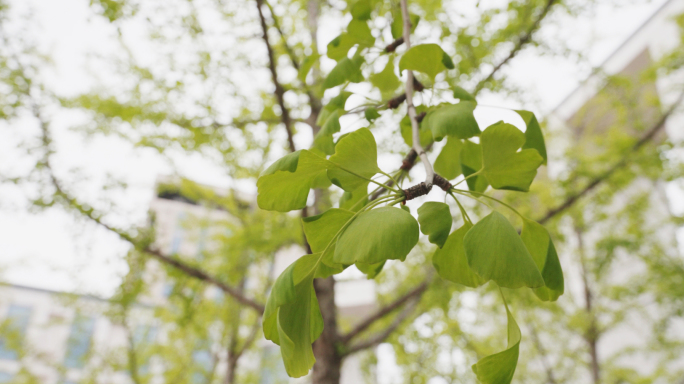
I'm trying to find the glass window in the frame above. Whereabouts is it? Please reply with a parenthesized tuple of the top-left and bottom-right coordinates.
(63, 316, 96, 369)
(0, 305, 32, 360)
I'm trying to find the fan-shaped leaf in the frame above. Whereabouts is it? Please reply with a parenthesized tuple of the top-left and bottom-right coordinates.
(464, 211, 544, 289)
(334, 206, 419, 265)
(313, 110, 341, 155)
(460, 141, 488, 192)
(423, 102, 480, 142)
(520, 219, 564, 301)
(370, 59, 401, 99)
(434, 137, 463, 180)
(452, 85, 476, 102)
(391, 12, 419, 39)
(257, 150, 332, 212)
(323, 54, 364, 90)
(433, 223, 485, 288)
(399, 44, 453, 80)
(417, 202, 452, 248)
(516, 110, 547, 164)
(328, 128, 381, 192)
(481, 122, 543, 192)
(400, 105, 432, 148)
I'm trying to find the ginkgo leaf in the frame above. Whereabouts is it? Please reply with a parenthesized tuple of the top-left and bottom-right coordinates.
(313, 110, 341, 155)
(516, 110, 547, 164)
(351, 0, 372, 20)
(370, 59, 401, 99)
(432, 223, 485, 288)
(472, 294, 521, 384)
(323, 54, 364, 89)
(400, 105, 432, 148)
(261, 150, 302, 176)
(298, 54, 320, 83)
(520, 219, 564, 301)
(391, 12, 419, 39)
(334, 206, 419, 265)
(417, 202, 452, 248)
(434, 137, 463, 180)
(452, 85, 476, 102)
(257, 150, 332, 212)
(263, 254, 323, 378)
(328, 128, 382, 192)
(422, 102, 480, 142)
(302, 208, 355, 253)
(464, 211, 544, 289)
(364, 107, 381, 122)
(357, 261, 385, 279)
(480, 122, 544, 192)
(316, 92, 352, 126)
(399, 44, 454, 80)
(460, 141, 488, 192)
(339, 182, 369, 212)
(326, 34, 356, 61)
(347, 19, 374, 47)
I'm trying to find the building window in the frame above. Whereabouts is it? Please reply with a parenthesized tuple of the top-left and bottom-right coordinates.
(63, 316, 96, 369)
(0, 305, 32, 360)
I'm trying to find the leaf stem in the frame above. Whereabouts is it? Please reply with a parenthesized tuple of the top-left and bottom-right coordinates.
(451, 169, 483, 188)
(451, 189, 495, 210)
(453, 188, 526, 220)
(448, 191, 472, 225)
(310, 151, 401, 193)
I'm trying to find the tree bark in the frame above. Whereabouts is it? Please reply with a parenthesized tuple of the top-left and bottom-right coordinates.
(312, 276, 342, 384)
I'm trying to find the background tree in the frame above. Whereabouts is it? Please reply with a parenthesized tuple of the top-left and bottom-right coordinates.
(1, 0, 683, 383)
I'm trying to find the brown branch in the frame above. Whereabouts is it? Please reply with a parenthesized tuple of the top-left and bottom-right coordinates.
(473, 0, 559, 95)
(34, 107, 266, 314)
(538, 89, 684, 224)
(385, 37, 404, 53)
(256, 0, 296, 153)
(340, 274, 432, 344)
(343, 295, 421, 355)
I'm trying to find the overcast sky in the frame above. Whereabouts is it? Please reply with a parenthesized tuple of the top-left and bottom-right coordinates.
(0, 0, 676, 297)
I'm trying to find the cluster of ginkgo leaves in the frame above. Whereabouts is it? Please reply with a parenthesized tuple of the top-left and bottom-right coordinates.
(255, 1, 564, 382)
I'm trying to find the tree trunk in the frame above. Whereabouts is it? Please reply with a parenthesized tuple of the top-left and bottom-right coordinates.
(312, 276, 342, 384)
(576, 227, 600, 384)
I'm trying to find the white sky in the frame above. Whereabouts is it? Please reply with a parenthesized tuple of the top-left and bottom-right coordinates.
(0, 0, 677, 297)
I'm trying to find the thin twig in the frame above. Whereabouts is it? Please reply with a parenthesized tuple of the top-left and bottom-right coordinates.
(538, 89, 684, 224)
(256, 0, 296, 152)
(473, 0, 559, 96)
(400, 0, 434, 187)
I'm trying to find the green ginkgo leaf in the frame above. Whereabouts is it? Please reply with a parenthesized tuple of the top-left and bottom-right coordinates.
(326, 34, 356, 61)
(452, 85, 476, 102)
(328, 128, 382, 192)
(261, 150, 302, 176)
(432, 223, 485, 288)
(313, 110, 341, 155)
(323, 53, 364, 90)
(417, 202, 452, 248)
(460, 141, 488, 192)
(302, 208, 355, 253)
(257, 150, 332, 212)
(464, 211, 544, 289)
(434, 137, 463, 180)
(399, 44, 453, 80)
(316, 92, 351, 126)
(391, 12, 419, 39)
(263, 254, 323, 378)
(472, 294, 521, 384)
(357, 261, 385, 279)
(334, 206, 419, 265)
(422, 102, 480, 142)
(480, 122, 544, 192)
(520, 219, 564, 301)
(347, 19, 374, 47)
(298, 54, 320, 83)
(351, 0, 372, 20)
(339, 182, 369, 212)
(370, 58, 401, 99)
(400, 105, 432, 148)
(516, 110, 547, 164)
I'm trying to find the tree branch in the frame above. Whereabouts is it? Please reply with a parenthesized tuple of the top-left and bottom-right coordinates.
(473, 0, 559, 95)
(34, 107, 266, 314)
(400, 0, 434, 187)
(256, 0, 296, 153)
(343, 295, 421, 355)
(340, 274, 432, 344)
(538, 89, 684, 224)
